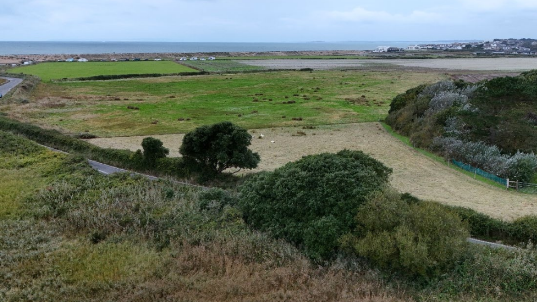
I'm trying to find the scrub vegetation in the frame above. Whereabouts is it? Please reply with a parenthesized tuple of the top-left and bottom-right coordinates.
(386, 71, 537, 184)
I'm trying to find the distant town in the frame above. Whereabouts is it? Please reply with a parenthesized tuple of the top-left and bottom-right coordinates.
(375, 38, 537, 55)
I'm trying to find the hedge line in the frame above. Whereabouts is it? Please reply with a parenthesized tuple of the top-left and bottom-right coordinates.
(0, 116, 192, 178)
(55, 71, 207, 82)
(448, 205, 537, 246)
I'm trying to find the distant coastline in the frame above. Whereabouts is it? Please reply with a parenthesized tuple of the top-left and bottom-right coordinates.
(0, 41, 465, 55)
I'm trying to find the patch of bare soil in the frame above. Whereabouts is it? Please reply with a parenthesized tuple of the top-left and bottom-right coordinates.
(88, 123, 537, 220)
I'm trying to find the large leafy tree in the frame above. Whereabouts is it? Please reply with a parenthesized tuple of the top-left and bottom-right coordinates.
(179, 121, 260, 175)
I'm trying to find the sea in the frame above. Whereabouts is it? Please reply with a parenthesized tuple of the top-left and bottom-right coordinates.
(0, 41, 473, 55)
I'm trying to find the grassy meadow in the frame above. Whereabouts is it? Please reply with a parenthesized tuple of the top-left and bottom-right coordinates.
(6, 69, 446, 137)
(8, 61, 198, 81)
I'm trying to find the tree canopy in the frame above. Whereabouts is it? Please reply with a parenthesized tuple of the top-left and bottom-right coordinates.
(179, 121, 260, 175)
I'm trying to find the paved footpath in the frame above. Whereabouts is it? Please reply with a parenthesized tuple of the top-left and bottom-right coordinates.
(0, 77, 23, 97)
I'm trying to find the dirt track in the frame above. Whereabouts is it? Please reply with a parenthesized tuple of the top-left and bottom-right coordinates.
(88, 123, 537, 220)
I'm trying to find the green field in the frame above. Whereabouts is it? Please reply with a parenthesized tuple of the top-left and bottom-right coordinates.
(180, 60, 267, 72)
(8, 61, 198, 81)
(12, 69, 445, 137)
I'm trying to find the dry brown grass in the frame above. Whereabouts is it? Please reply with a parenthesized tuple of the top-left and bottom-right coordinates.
(114, 241, 407, 302)
(88, 123, 537, 220)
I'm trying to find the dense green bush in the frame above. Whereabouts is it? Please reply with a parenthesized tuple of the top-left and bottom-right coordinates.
(141, 137, 169, 168)
(511, 216, 537, 243)
(180, 121, 260, 176)
(238, 150, 392, 261)
(350, 189, 469, 277)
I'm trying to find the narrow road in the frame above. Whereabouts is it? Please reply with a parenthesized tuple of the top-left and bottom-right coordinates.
(0, 77, 23, 97)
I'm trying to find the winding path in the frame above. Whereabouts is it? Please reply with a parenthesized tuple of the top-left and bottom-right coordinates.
(0, 77, 23, 97)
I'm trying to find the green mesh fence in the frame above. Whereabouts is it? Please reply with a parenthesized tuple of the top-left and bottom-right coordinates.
(452, 160, 507, 186)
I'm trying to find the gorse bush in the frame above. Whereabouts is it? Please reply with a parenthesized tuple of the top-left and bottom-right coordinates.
(238, 150, 392, 261)
(348, 189, 469, 278)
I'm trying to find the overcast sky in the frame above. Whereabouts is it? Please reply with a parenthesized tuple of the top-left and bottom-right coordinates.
(1, 0, 536, 42)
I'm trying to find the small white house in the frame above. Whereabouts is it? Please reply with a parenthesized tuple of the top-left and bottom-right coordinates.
(406, 45, 422, 51)
(208, 56, 216, 60)
(189, 57, 198, 61)
(78, 58, 88, 62)
(179, 57, 187, 61)
(373, 46, 390, 53)
(66, 58, 75, 62)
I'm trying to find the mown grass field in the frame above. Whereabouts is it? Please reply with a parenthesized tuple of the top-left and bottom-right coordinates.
(7, 69, 446, 137)
(8, 61, 198, 81)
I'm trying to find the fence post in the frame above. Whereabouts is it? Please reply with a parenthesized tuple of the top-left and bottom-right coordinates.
(506, 178, 509, 190)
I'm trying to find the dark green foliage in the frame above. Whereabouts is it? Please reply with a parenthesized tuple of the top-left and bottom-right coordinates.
(141, 137, 169, 168)
(238, 150, 392, 261)
(351, 190, 469, 277)
(388, 84, 427, 114)
(180, 121, 260, 175)
(447, 206, 537, 246)
(62, 71, 206, 81)
(511, 216, 537, 243)
(198, 188, 237, 213)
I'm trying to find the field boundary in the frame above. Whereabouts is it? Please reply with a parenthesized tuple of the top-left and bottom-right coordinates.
(380, 123, 507, 190)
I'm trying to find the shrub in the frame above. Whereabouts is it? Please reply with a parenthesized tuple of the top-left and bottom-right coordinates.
(350, 189, 469, 277)
(180, 121, 260, 176)
(511, 216, 537, 243)
(141, 137, 169, 168)
(433, 137, 537, 182)
(238, 150, 392, 261)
